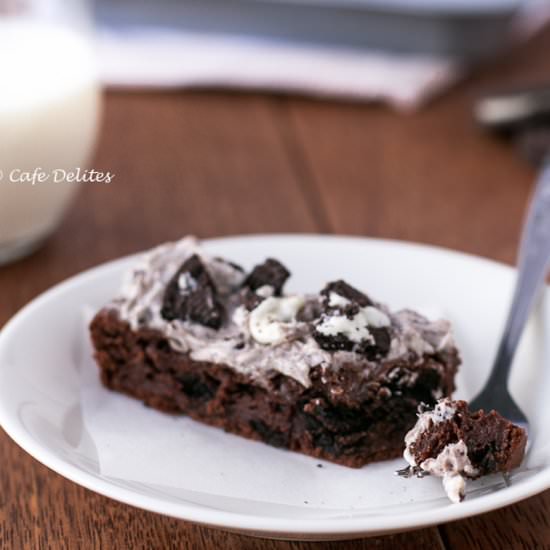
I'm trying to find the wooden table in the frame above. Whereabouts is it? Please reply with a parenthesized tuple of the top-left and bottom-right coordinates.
(1, 26, 550, 550)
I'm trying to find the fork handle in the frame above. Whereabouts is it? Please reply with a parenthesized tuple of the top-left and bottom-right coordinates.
(486, 159, 550, 390)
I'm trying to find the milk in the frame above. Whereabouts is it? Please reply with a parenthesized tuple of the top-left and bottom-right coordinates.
(0, 19, 101, 260)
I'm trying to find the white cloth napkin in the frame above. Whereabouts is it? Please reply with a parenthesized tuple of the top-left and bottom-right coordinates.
(95, 0, 550, 110)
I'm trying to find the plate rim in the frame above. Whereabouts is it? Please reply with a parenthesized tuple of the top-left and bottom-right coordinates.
(0, 233, 549, 538)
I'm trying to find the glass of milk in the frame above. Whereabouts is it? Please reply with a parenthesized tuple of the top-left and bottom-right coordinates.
(0, 0, 101, 265)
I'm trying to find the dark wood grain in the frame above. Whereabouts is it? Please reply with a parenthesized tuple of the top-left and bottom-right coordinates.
(1, 24, 550, 550)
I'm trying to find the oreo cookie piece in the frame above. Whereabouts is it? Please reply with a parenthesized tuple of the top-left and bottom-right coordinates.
(161, 254, 224, 329)
(240, 288, 263, 311)
(240, 283, 278, 311)
(313, 327, 390, 359)
(312, 331, 354, 353)
(357, 327, 391, 360)
(320, 280, 372, 311)
(313, 279, 390, 359)
(243, 258, 290, 296)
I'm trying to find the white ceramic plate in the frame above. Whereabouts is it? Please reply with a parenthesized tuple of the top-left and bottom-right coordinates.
(0, 235, 549, 541)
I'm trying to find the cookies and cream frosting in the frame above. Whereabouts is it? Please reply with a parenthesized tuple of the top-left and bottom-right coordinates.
(110, 236, 456, 388)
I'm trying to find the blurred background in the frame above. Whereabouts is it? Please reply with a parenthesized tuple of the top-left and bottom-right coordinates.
(1, 0, 550, 268)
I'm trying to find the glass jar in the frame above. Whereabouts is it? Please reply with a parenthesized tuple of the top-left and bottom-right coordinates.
(0, 0, 101, 265)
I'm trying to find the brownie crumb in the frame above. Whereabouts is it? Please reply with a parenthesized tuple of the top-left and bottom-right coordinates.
(243, 258, 290, 296)
(161, 254, 224, 329)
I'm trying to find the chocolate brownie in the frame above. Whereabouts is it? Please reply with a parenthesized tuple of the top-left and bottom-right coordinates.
(397, 398, 527, 502)
(90, 236, 460, 468)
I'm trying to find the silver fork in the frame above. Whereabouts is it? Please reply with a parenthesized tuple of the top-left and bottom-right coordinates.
(470, 160, 550, 437)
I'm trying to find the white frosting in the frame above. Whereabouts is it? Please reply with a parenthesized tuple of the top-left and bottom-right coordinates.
(389, 310, 453, 359)
(421, 441, 478, 503)
(249, 295, 306, 345)
(206, 256, 248, 295)
(316, 313, 370, 343)
(256, 285, 274, 298)
(316, 305, 390, 343)
(364, 306, 392, 328)
(442, 472, 466, 504)
(328, 292, 351, 307)
(111, 236, 457, 388)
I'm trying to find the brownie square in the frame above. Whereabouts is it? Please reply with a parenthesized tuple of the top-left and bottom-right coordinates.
(90, 237, 460, 468)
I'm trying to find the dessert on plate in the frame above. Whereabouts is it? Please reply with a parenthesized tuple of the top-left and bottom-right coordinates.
(90, 236, 460, 467)
(398, 398, 527, 502)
